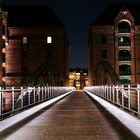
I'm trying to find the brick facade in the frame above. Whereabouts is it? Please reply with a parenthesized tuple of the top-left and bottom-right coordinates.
(0, 4, 69, 86)
(88, 3, 140, 85)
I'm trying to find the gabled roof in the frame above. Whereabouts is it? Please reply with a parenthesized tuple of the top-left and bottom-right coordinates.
(1, 3, 64, 27)
(92, 3, 140, 26)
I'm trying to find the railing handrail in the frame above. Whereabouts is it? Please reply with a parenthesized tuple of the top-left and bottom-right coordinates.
(0, 86, 75, 120)
(84, 84, 140, 118)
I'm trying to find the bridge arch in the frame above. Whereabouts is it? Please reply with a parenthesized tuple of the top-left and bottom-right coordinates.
(26, 62, 64, 86)
(94, 60, 120, 85)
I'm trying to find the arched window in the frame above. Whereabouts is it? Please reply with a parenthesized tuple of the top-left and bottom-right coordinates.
(118, 21, 130, 33)
(118, 50, 131, 61)
(120, 79, 131, 84)
(119, 65, 131, 75)
(118, 36, 130, 46)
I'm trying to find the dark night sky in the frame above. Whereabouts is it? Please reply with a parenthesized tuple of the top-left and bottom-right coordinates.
(5, 0, 140, 68)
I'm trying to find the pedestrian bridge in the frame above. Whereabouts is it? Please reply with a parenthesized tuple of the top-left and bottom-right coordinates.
(0, 86, 140, 140)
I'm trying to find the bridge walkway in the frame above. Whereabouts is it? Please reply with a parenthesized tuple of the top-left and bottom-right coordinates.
(0, 90, 138, 140)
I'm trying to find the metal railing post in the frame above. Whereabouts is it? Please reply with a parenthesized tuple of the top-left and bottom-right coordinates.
(110, 85, 112, 101)
(104, 86, 107, 99)
(137, 84, 140, 117)
(50, 87, 52, 98)
(121, 85, 124, 107)
(108, 86, 110, 100)
(42, 87, 44, 101)
(45, 87, 47, 100)
(21, 87, 23, 108)
(12, 87, 15, 112)
(0, 87, 2, 117)
(116, 85, 119, 104)
(128, 85, 131, 110)
(101, 86, 103, 98)
(52, 87, 54, 97)
(38, 87, 40, 102)
(103, 86, 105, 98)
(48, 87, 50, 99)
(46, 87, 48, 99)
(106, 85, 109, 100)
(28, 87, 30, 106)
(112, 85, 115, 103)
(51, 87, 53, 98)
(33, 87, 36, 103)
(49, 87, 51, 98)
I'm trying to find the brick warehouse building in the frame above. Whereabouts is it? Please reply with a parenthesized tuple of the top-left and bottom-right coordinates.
(0, 3, 69, 86)
(88, 3, 140, 86)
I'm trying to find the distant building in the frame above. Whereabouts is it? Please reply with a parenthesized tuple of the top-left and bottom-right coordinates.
(0, 3, 69, 86)
(88, 3, 140, 85)
(69, 68, 88, 90)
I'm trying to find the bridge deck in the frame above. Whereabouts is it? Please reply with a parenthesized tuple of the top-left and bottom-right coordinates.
(0, 90, 139, 140)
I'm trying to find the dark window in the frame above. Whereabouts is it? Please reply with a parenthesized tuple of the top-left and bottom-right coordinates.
(2, 53, 5, 62)
(119, 65, 131, 75)
(2, 25, 5, 35)
(118, 50, 131, 61)
(101, 35, 107, 44)
(2, 68, 5, 76)
(118, 21, 130, 33)
(2, 39, 5, 48)
(22, 60, 28, 73)
(120, 79, 131, 84)
(102, 49, 107, 59)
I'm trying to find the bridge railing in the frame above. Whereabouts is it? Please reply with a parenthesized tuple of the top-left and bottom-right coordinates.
(84, 85, 140, 117)
(0, 86, 75, 119)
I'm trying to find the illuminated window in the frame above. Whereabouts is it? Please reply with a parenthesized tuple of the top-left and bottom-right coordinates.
(76, 73, 80, 76)
(47, 36, 52, 44)
(118, 36, 130, 46)
(2, 63, 6, 67)
(23, 37, 27, 44)
(119, 37, 123, 42)
(69, 75, 74, 79)
(2, 35, 5, 40)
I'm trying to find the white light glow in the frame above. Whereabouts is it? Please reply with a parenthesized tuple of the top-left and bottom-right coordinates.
(119, 19, 131, 25)
(5, 42, 8, 46)
(69, 75, 74, 79)
(2, 48, 6, 53)
(47, 36, 52, 44)
(2, 35, 5, 40)
(23, 37, 27, 44)
(0, 90, 73, 133)
(2, 63, 6, 67)
(122, 11, 127, 14)
(84, 89, 140, 139)
(2, 77, 5, 81)
(76, 73, 80, 75)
